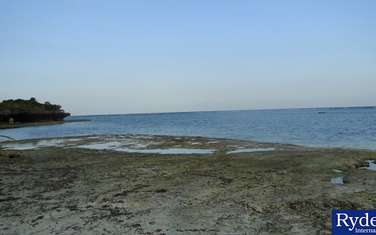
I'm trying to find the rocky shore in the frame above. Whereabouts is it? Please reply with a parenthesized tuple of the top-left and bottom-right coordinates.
(0, 98, 70, 127)
(0, 135, 375, 234)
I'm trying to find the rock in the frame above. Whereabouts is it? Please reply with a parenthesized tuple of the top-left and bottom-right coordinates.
(8, 153, 21, 159)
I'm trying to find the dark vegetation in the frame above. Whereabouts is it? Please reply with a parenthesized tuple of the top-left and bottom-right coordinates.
(0, 98, 70, 123)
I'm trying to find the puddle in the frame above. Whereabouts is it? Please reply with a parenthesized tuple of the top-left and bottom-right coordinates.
(74, 141, 215, 154)
(2, 139, 79, 150)
(331, 176, 344, 185)
(1, 135, 215, 155)
(37, 139, 67, 147)
(123, 139, 155, 149)
(0, 136, 156, 151)
(78, 144, 214, 154)
(1, 143, 37, 150)
(76, 142, 123, 150)
(64, 138, 84, 142)
(227, 148, 275, 154)
(87, 136, 101, 139)
(364, 160, 376, 171)
(129, 143, 150, 149)
(131, 135, 154, 139)
(115, 147, 215, 155)
(207, 141, 219, 144)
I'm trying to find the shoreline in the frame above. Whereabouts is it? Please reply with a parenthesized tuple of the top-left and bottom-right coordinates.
(1, 134, 376, 234)
(1, 133, 375, 152)
(0, 119, 90, 130)
(1, 107, 375, 150)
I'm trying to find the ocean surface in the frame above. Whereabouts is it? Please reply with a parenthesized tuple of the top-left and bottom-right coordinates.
(0, 107, 375, 150)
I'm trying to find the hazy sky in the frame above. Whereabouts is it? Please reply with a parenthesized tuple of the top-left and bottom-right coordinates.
(1, 1, 375, 115)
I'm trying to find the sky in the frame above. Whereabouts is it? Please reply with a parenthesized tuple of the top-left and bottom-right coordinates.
(1, 0, 375, 115)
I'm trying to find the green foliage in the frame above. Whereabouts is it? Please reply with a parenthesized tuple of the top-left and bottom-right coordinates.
(0, 98, 64, 113)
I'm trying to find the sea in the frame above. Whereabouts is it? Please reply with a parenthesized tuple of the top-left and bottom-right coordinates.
(0, 107, 375, 150)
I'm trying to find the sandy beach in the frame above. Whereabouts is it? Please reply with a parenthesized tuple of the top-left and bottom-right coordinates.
(0, 135, 375, 234)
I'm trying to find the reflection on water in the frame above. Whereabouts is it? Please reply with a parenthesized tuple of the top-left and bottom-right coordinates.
(227, 148, 275, 154)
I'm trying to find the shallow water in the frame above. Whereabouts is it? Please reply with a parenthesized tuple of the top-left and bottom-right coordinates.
(76, 142, 123, 150)
(71, 140, 215, 154)
(1, 107, 376, 149)
(331, 176, 344, 185)
(227, 148, 275, 154)
(2, 143, 37, 150)
(2, 139, 75, 150)
(68, 143, 215, 154)
(365, 160, 376, 171)
(112, 147, 214, 155)
(1, 136, 216, 155)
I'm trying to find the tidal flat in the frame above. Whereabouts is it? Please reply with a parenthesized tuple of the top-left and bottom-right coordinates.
(0, 135, 376, 234)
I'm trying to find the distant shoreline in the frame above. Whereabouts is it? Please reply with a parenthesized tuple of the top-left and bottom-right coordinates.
(0, 119, 90, 130)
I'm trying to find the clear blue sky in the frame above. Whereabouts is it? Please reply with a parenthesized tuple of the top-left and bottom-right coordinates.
(1, 1, 375, 115)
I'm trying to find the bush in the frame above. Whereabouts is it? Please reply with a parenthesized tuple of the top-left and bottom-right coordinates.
(0, 98, 64, 113)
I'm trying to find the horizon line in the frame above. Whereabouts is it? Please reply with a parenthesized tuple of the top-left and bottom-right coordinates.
(72, 105, 376, 117)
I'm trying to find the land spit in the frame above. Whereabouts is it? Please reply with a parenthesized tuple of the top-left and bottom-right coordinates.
(0, 134, 375, 235)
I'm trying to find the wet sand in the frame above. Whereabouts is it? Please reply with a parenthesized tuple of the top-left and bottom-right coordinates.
(0, 135, 376, 234)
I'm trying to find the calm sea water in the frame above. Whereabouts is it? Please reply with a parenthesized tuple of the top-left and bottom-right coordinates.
(1, 107, 375, 150)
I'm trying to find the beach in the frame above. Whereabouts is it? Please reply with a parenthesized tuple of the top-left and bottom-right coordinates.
(2, 1, 375, 234)
(1, 135, 376, 234)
